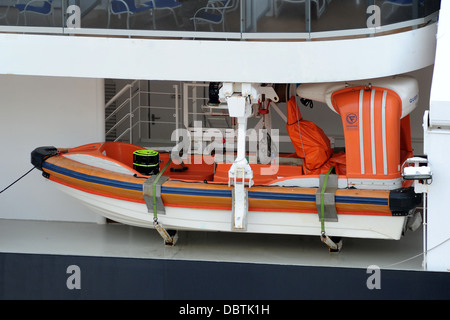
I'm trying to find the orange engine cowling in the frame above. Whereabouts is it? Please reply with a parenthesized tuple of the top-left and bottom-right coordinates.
(330, 86, 412, 182)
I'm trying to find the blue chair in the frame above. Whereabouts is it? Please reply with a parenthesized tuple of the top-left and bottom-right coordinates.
(190, 0, 236, 31)
(14, 0, 54, 26)
(143, 0, 182, 29)
(108, 0, 153, 29)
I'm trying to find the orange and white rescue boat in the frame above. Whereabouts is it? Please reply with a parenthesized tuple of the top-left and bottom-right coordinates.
(31, 76, 425, 249)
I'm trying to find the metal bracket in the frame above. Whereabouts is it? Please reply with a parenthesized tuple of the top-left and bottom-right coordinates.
(401, 157, 432, 194)
(154, 221, 178, 246)
(315, 173, 338, 222)
(232, 182, 248, 231)
(143, 175, 169, 215)
(320, 233, 343, 252)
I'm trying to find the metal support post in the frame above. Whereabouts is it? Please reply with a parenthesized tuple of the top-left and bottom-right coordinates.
(219, 82, 279, 231)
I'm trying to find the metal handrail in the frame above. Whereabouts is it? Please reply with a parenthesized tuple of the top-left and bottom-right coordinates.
(105, 97, 131, 122)
(0, 5, 440, 41)
(105, 80, 139, 142)
(105, 112, 131, 137)
(115, 128, 131, 142)
(105, 79, 138, 109)
(105, 81, 181, 144)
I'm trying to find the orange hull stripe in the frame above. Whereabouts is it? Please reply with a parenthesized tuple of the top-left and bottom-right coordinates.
(44, 161, 392, 216)
(49, 176, 146, 204)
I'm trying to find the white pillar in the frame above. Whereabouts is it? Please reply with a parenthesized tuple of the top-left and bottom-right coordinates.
(424, 0, 450, 272)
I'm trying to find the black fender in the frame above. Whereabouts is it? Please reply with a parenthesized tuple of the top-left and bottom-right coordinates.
(31, 146, 58, 171)
(389, 187, 422, 216)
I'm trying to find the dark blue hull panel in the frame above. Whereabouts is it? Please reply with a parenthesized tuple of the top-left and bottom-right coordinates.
(1, 252, 449, 301)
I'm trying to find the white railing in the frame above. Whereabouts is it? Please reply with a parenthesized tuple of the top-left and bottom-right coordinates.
(0, 1, 440, 41)
(105, 80, 180, 145)
(105, 80, 138, 143)
(134, 85, 180, 145)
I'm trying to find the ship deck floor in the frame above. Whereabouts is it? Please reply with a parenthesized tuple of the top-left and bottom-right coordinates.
(3, 218, 450, 300)
(0, 218, 424, 270)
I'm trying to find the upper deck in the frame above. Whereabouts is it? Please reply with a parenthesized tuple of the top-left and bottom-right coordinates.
(0, 0, 441, 82)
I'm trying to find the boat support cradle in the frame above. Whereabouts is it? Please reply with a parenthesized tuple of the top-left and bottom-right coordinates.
(317, 167, 343, 252)
(153, 220, 178, 247)
(143, 160, 178, 246)
(320, 233, 343, 253)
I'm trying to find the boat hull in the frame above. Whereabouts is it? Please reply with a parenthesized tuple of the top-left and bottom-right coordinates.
(32, 143, 421, 241)
(50, 180, 407, 240)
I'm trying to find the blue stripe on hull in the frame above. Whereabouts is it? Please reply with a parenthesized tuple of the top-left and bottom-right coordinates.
(335, 195, 387, 205)
(43, 161, 388, 206)
(43, 162, 143, 191)
(161, 186, 231, 197)
(158, 187, 387, 206)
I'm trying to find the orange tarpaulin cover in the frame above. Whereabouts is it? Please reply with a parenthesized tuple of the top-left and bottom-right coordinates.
(286, 96, 346, 175)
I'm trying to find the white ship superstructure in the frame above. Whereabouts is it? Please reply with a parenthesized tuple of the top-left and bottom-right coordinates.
(0, 0, 448, 299)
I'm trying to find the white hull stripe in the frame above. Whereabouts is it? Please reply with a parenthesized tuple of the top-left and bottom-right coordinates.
(381, 90, 388, 175)
(359, 89, 389, 176)
(370, 89, 376, 175)
(359, 89, 365, 175)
